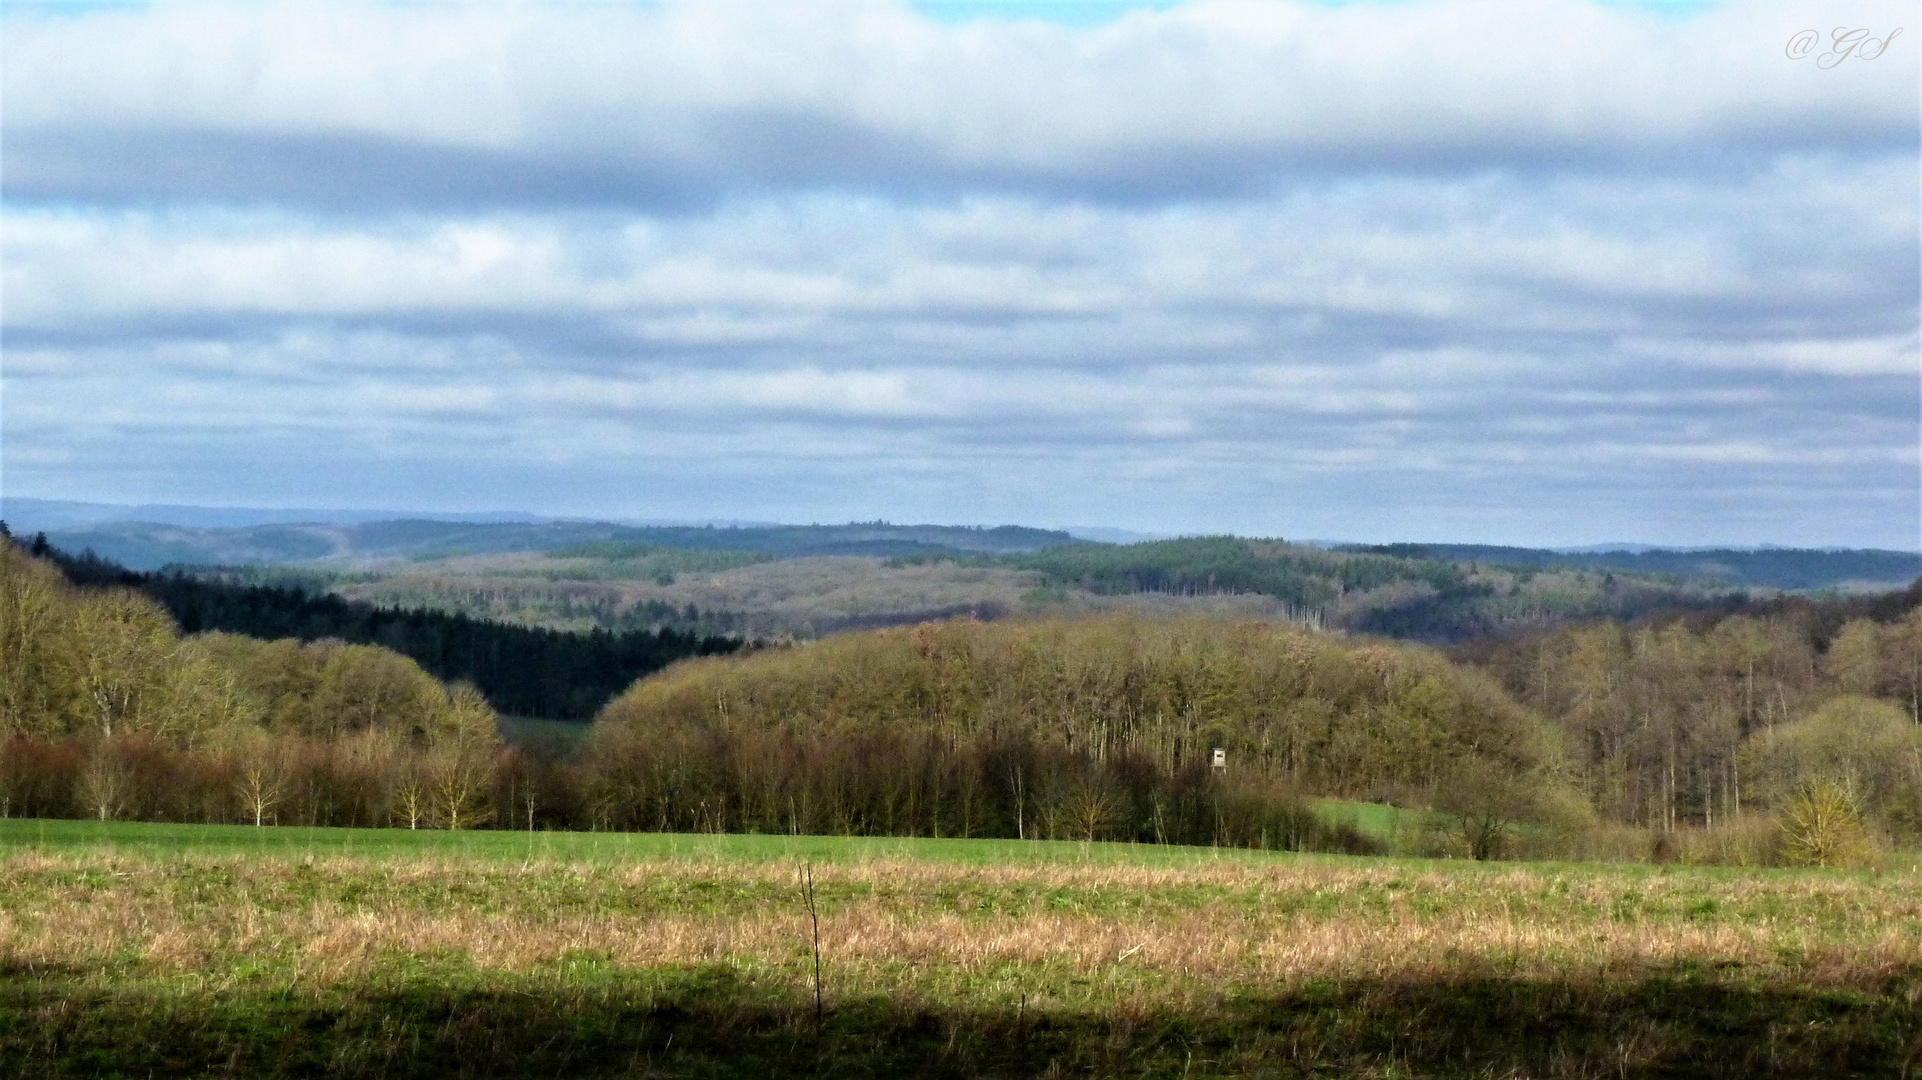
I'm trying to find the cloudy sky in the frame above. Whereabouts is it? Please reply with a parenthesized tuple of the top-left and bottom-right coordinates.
(2, 0, 1916, 546)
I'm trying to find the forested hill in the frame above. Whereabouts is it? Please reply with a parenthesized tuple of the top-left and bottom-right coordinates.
(1014, 534, 1672, 639)
(1348, 544, 1922, 591)
(27, 537, 742, 720)
(32, 518, 1081, 570)
(1017, 536, 1466, 608)
(1014, 536, 1922, 642)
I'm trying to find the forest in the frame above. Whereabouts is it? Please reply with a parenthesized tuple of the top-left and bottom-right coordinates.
(3, 529, 1920, 865)
(1012, 534, 1740, 639)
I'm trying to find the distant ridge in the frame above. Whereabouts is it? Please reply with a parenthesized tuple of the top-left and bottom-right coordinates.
(4, 498, 1912, 592)
(1552, 542, 1920, 555)
(2, 515, 1084, 570)
(1059, 526, 1173, 545)
(0, 498, 962, 536)
(0, 497, 554, 532)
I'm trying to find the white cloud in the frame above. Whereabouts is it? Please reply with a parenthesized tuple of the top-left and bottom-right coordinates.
(1621, 332, 1921, 376)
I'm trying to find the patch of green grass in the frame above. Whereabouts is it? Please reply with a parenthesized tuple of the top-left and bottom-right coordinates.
(0, 818, 1895, 884)
(0, 818, 1332, 868)
(1308, 797, 1418, 844)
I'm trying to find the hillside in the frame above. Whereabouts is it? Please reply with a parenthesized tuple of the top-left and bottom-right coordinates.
(351, 537, 1922, 644)
(16, 509, 1917, 646)
(1012, 535, 1751, 641)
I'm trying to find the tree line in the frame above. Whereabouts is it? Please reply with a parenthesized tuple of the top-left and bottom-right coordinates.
(22, 532, 742, 719)
(0, 535, 1499, 853)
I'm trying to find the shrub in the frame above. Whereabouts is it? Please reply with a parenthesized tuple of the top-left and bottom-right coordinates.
(1778, 779, 1873, 868)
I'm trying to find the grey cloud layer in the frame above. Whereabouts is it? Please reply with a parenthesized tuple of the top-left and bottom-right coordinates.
(10, 165, 1911, 367)
(1, 0, 1916, 545)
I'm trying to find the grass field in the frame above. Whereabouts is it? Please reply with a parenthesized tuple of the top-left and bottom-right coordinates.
(1308, 799, 1416, 846)
(1, 820, 1918, 1078)
(0, 818, 1349, 867)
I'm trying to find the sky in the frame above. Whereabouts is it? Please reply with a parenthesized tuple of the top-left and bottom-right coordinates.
(1, 0, 1916, 547)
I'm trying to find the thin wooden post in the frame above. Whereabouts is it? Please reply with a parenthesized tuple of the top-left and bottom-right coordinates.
(804, 864, 823, 1025)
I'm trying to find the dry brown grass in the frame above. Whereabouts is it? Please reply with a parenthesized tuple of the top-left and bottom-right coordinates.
(3, 852, 1913, 1007)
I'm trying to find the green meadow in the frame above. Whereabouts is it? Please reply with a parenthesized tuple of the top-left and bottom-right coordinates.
(0, 817, 1307, 868)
